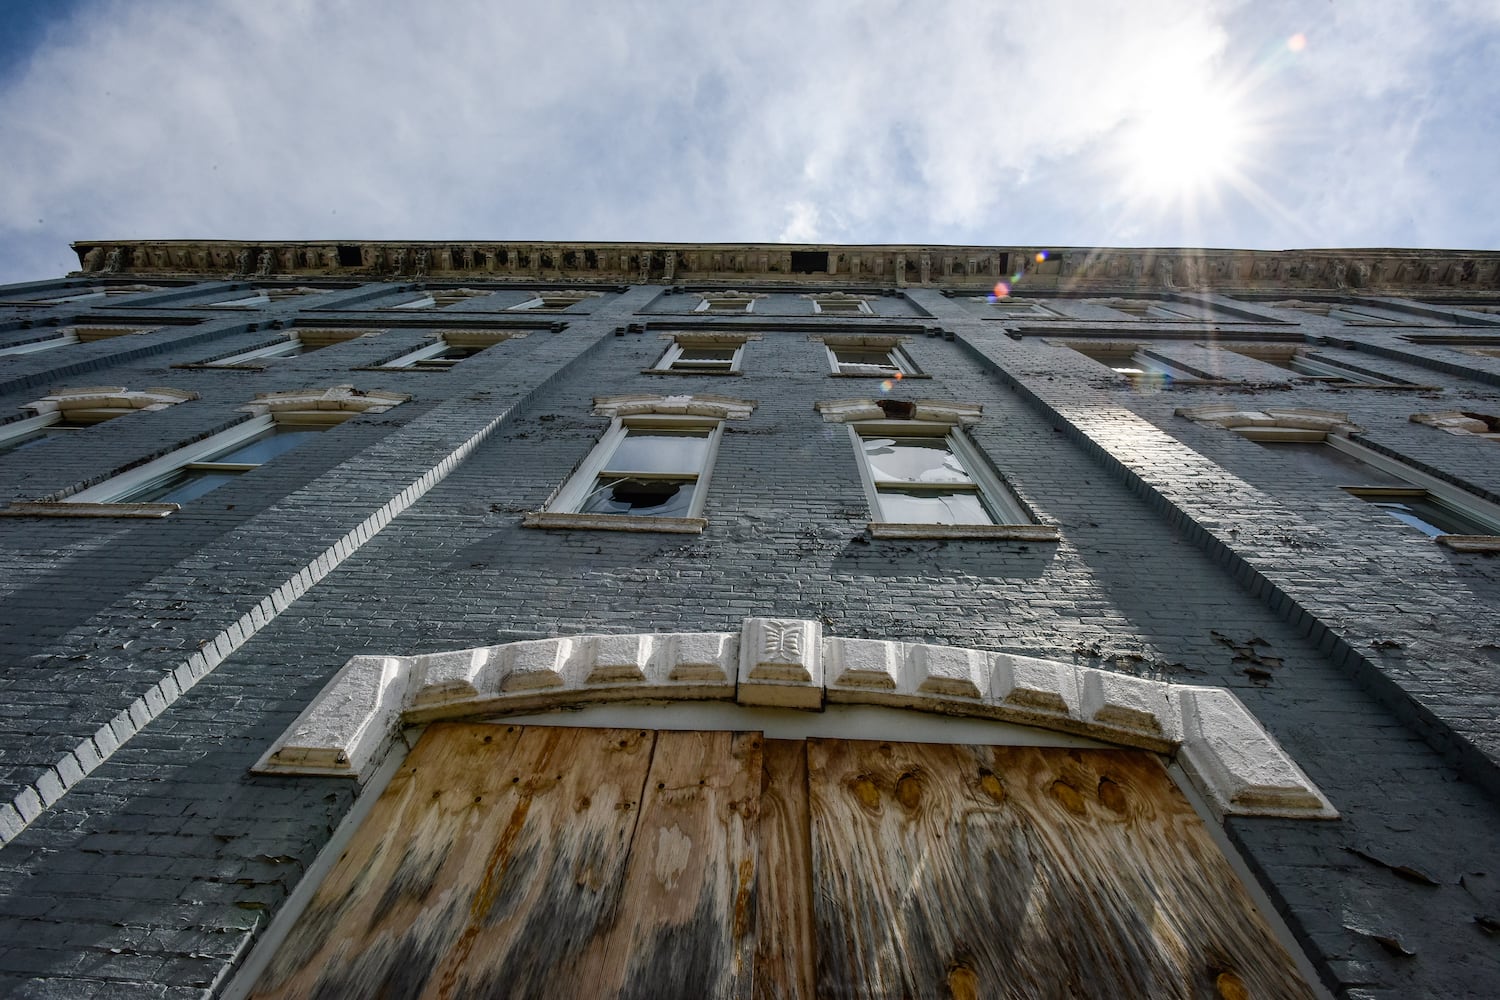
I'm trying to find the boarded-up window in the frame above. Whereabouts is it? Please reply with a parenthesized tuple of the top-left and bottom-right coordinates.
(250, 723, 1315, 999)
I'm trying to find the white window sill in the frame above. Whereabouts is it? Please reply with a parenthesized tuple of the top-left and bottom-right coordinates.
(830, 372, 932, 380)
(1436, 534, 1500, 552)
(0, 501, 179, 519)
(867, 522, 1061, 541)
(522, 511, 707, 534)
(642, 369, 742, 376)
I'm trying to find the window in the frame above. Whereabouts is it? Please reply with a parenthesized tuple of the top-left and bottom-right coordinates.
(822, 338, 920, 378)
(561, 419, 717, 518)
(112, 421, 325, 505)
(524, 395, 754, 532)
(695, 292, 759, 314)
(1179, 407, 1500, 549)
(1257, 440, 1499, 539)
(378, 331, 522, 370)
(809, 293, 873, 315)
(1065, 342, 1198, 382)
(1094, 298, 1202, 320)
(852, 423, 1028, 527)
(1266, 301, 1402, 325)
(510, 291, 600, 311)
(22, 289, 107, 305)
(815, 399, 1053, 540)
(0, 387, 196, 455)
(204, 337, 305, 367)
(46, 387, 406, 512)
(1224, 346, 1406, 387)
(974, 297, 1060, 318)
(198, 329, 380, 368)
(0, 415, 92, 455)
(208, 292, 272, 308)
(650, 335, 753, 374)
(419, 288, 492, 308)
(0, 326, 158, 357)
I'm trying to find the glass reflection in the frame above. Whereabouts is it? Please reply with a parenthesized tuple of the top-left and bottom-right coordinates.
(862, 437, 972, 484)
(876, 489, 993, 525)
(1365, 497, 1487, 537)
(129, 470, 243, 505)
(606, 430, 710, 474)
(214, 429, 323, 465)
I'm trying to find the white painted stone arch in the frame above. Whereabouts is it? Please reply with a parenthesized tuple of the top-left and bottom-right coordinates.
(255, 617, 1337, 821)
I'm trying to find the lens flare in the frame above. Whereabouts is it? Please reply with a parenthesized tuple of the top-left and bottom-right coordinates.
(1034, 251, 1048, 264)
(880, 379, 895, 392)
(1287, 33, 1307, 52)
(989, 280, 1010, 301)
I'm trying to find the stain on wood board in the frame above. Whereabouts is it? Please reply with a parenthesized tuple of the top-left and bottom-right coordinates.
(754, 739, 816, 1000)
(249, 723, 655, 999)
(805, 740, 1316, 1000)
(565, 729, 763, 1000)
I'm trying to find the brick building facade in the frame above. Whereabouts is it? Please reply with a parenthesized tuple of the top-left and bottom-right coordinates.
(0, 240, 1497, 997)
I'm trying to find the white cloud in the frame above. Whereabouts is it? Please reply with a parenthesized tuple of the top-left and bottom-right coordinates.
(0, 0, 1497, 282)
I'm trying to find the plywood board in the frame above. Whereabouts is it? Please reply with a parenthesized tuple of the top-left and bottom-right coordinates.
(563, 729, 764, 1000)
(806, 740, 1316, 1000)
(754, 738, 816, 1000)
(249, 723, 655, 999)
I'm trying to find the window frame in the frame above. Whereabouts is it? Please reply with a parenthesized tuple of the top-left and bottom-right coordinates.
(204, 336, 305, 367)
(845, 418, 1047, 538)
(1064, 342, 1201, 382)
(66, 410, 347, 506)
(825, 343, 920, 378)
(378, 331, 520, 370)
(208, 292, 273, 309)
(545, 414, 724, 523)
(1236, 427, 1500, 547)
(509, 291, 599, 312)
(694, 293, 757, 314)
(0, 412, 81, 453)
(810, 295, 873, 316)
(651, 336, 748, 375)
(0, 326, 154, 358)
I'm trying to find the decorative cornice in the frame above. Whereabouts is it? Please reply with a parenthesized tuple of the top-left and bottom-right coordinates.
(243, 384, 409, 415)
(252, 617, 1337, 821)
(24, 386, 197, 414)
(1175, 405, 1361, 435)
(592, 393, 756, 420)
(815, 398, 984, 425)
(66, 239, 1500, 295)
(1410, 411, 1500, 436)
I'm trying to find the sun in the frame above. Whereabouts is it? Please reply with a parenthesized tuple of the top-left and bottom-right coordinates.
(1116, 85, 1251, 207)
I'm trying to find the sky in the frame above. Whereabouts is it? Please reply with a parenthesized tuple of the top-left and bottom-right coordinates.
(0, 0, 1498, 284)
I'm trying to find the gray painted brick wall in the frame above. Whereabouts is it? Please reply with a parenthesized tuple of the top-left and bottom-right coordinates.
(0, 278, 1496, 997)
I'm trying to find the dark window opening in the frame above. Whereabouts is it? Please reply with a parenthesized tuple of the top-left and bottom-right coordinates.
(791, 251, 829, 274)
(337, 246, 363, 267)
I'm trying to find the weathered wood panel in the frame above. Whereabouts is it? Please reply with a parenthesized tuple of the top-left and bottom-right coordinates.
(563, 729, 763, 1000)
(754, 738, 816, 1000)
(249, 723, 656, 1000)
(806, 740, 1316, 1000)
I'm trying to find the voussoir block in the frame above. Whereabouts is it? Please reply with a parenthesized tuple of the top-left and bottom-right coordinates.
(738, 618, 822, 709)
(1175, 686, 1337, 819)
(991, 653, 1078, 719)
